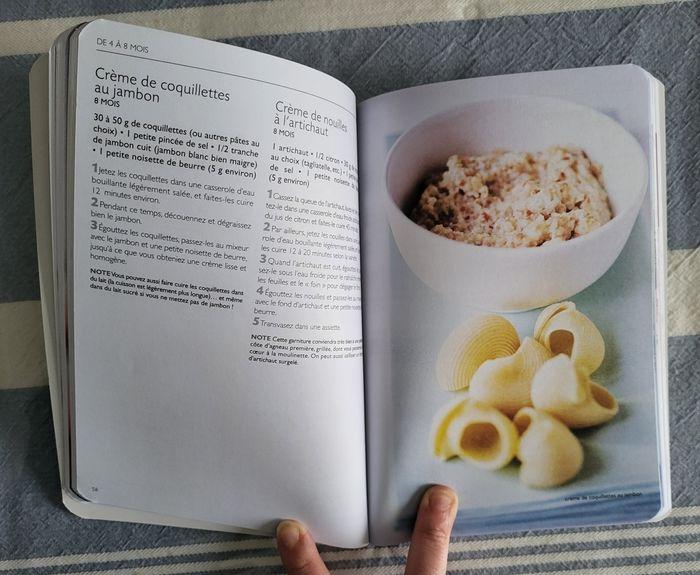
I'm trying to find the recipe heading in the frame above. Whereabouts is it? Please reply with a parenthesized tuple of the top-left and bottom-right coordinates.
(94, 66, 231, 105)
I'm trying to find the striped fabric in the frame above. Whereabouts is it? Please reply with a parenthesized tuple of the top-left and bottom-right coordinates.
(0, 507, 699, 572)
(0, 0, 697, 573)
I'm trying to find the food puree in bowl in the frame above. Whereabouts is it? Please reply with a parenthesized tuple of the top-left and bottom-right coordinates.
(410, 146, 612, 248)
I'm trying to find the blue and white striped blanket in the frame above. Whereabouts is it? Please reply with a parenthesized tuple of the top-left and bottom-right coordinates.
(1, 1, 697, 573)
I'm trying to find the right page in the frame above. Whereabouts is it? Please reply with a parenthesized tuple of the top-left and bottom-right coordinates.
(359, 65, 668, 545)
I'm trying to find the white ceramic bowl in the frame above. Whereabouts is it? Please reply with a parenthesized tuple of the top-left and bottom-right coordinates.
(385, 97, 648, 312)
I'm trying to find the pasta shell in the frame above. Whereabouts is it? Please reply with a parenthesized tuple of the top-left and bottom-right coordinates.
(533, 301, 576, 341)
(436, 315, 520, 391)
(514, 407, 584, 488)
(447, 402, 519, 470)
(531, 354, 619, 428)
(534, 301, 605, 375)
(431, 399, 518, 469)
(431, 397, 470, 460)
(469, 337, 553, 417)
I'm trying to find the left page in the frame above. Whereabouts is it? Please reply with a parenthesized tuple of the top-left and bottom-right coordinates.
(66, 20, 366, 548)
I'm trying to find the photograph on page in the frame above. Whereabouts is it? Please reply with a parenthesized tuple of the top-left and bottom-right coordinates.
(360, 65, 665, 544)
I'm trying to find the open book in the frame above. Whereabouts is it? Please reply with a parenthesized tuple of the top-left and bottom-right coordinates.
(29, 19, 670, 548)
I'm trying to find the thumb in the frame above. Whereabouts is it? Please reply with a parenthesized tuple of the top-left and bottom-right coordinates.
(405, 485, 458, 575)
(276, 520, 330, 575)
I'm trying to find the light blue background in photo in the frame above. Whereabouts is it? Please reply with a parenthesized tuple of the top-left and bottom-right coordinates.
(363, 68, 663, 537)
(387, 193, 660, 534)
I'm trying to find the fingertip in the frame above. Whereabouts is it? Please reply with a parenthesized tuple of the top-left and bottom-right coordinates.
(275, 520, 329, 575)
(406, 486, 458, 575)
(276, 520, 305, 550)
(420, 485, 458, 515)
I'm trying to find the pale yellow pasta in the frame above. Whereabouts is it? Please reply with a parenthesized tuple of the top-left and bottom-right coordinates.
(514, 407, 584, 488)
(534, 301, 605, 375)
(431, 397, 470, 460)
(533, 301, 575, 341)
(446, 402, 519, 469)
(469, 337, 553, 416)
(436, 315, 520, 391)
(431, 399, 518, 469)
(531, 354, 619, 428)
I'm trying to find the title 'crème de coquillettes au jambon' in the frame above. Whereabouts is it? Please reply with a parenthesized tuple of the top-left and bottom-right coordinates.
(410, 147, 612, 248)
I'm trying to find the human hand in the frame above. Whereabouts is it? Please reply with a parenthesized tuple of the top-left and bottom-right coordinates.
(276, 485, 458, 575)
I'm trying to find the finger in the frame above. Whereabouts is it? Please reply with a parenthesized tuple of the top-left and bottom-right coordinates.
(276, 520, 330, 575)
(405, 485, 458, 575)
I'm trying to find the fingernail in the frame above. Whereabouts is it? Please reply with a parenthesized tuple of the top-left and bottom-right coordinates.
(276, 520, 303, 549)
(426, 487, 457, 513)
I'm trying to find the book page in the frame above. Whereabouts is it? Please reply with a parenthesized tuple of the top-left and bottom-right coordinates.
(69, 20, 366, 548)
(359, 66, 667, 545)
